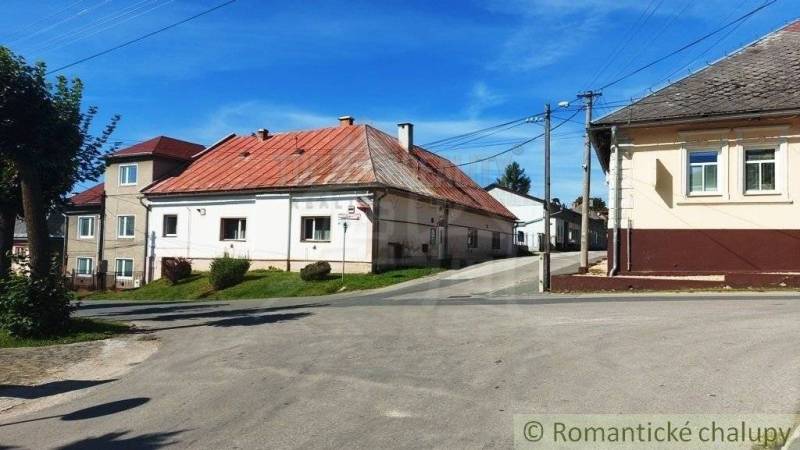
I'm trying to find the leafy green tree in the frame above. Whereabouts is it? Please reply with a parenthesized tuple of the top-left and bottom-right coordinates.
(0, 46, 119, 279)
(573, 196, 608, 213)
(495, 161, 531, 195)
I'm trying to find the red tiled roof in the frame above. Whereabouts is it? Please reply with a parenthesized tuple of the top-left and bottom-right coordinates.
(68, 183, 104, 207)
(109, 136, 204, 161)
(146, 125, 515, 219)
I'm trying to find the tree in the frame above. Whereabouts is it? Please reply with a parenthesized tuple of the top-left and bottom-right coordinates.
(573, 196, 608, 213)
(0, 46, 118, 279)
(495, 161, 531, 195)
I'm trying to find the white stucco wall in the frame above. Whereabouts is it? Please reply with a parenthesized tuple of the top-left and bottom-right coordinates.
(147, 191, 373, 278)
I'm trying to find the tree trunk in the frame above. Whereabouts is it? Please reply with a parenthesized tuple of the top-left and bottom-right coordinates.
(17, 161, 50, 278)
(0, 209, 15, 277)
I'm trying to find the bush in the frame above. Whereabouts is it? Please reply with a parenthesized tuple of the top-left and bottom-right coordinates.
(163, 258, 192, 284)
(209, 255, 250, 290)
(0, 263, 75, 337)
(300, 261, 332, 281)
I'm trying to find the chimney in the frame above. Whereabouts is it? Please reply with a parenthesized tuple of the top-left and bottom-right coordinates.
(338, 116, 354, 127)
(256, 128, 269, 141)
(397, 122, 413, 152)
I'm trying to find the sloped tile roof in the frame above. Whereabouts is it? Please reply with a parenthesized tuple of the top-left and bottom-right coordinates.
(146, 124, 515, 219)
(68, 182, 104, 207)
(595, 20, 800, 125)
(109, 136, 204, 161)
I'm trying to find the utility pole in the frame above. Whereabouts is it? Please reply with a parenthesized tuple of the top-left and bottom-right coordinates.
(577, 90, 601, 273)
(542, 103, 551, 291)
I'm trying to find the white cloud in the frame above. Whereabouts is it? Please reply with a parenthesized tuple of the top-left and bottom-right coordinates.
(466, 82, 507, 117)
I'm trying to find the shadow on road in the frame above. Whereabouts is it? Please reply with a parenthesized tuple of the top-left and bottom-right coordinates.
(148, 311, 314, 332)
(56, 430, 184, 450)
(88, 303, 228, 317)
(0, 379, 116, 399)
(1, 397, 150, 428)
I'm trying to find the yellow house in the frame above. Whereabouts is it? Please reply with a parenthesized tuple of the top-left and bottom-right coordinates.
(590, 20, 800, 276)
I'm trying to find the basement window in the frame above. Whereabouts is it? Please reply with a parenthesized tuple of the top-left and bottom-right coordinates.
(76, 257, 94, 276)
(301, 217, 331, 242)
(220, 218, 247, 241)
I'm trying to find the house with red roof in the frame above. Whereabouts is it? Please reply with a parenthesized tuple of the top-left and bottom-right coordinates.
(142, 117, 516, 280)
(64, 136, 204, 289)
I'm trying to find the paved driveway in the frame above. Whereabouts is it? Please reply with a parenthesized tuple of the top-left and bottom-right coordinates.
(2, 255, 799, 449)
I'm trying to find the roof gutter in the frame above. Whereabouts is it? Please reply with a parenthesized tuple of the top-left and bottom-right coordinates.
(591, 108, 800, 131)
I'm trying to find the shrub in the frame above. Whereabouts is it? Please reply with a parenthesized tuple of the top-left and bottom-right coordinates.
(163, 258, 192, 284)
(300, 261, 331, 281)
(0, 262, 75, 337)
(209, 255, 250, 290)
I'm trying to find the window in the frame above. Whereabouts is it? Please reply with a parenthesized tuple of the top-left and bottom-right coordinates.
(301, 217, 331, 241)
(163, 214, 178, 237)
(430, 228, 437, 245)
(115, 258, 133, 279)
(119, 164, 138, 186)
(745, 148, 776, 192)
(76, 257, 94, 276)
(117, 215, 135, 238)
(77, 216, 95, 238)
(517, 231, 525, 243)
(220, 218, 247, 240)
(688, 151, 719, 193)
(492, 232, 501, 250)
(467, 228, 478, 248)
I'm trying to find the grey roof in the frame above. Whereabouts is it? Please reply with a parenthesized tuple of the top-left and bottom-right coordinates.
(594, 20, 800, 126)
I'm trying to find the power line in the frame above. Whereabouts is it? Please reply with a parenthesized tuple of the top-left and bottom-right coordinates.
(46, 0, 237, 75)
(448, 109, 581, 168)
(27, 0, 175, 56)
(597, 0, 778, 91)
(422, 112, 545, 147)
(585, 0, 660, 90)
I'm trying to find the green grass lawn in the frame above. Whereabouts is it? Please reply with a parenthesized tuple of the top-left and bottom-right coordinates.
(0, 318, 131, 348)
(83, 267, 443, 301)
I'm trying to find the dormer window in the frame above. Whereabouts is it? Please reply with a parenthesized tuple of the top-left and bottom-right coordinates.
(119, 163, 138, 186)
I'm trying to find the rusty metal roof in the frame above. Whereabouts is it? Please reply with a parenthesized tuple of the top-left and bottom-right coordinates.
(145, 124, 515, 219)
(109, 136, 205, 161)
(68, 182, 104, 208)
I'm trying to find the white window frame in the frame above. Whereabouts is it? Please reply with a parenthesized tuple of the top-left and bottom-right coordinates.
(117, 215, 136, 239)
(115, 258, 134, 279)
(686, 150, 721, 196)
(76, 257, 94, 277)
(741, 142, 784, 196)
(220, 217, 247, 241)
(77, 216, 95, 239)
(118, 163, 138, 186)
(163, 214, 178, 237)
(300, 216, 331, 242)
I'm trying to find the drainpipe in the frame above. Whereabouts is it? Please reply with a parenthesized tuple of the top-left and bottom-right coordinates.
(98, 193, 106, 290)
(138, 196, 151, 284)
(62, 213, 68, 275)
(371, 189, 388, 273)
(286, 192, 293, 271)
(609, 126, 621, 276)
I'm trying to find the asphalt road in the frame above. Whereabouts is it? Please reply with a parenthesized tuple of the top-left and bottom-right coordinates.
(2, 253, 800, 449)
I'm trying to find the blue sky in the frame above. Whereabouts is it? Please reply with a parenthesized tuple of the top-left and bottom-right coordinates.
(2, 0, 795, 202)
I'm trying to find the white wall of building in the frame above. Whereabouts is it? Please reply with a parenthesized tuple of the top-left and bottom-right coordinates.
(147, 191, 374, 279)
